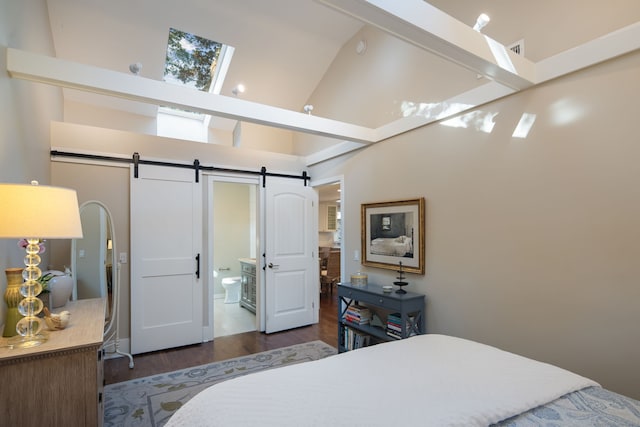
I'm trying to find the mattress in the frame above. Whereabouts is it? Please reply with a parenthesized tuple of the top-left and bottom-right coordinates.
(166, 334, 640, 426)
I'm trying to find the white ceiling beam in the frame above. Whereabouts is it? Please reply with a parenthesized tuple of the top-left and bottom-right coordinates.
(7, 7, 640, 168)
(536, 21, 640, 83)
(305, 140, 367, 166)
(317, 0, 537, 90)
(6, 48, 377, 144)
(309, 1, 640, 166)
(305, 81, 516, 166)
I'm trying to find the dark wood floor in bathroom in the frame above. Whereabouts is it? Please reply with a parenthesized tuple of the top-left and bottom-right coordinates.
(105, 291, 339, 384)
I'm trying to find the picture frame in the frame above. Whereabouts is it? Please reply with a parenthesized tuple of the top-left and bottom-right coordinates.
(361, 198, 425, 274)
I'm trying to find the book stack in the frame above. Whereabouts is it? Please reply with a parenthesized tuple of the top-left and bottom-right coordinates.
(386, 313, 417, 339)
(343, 304, 371, 325)
(343, 328, 371, 350)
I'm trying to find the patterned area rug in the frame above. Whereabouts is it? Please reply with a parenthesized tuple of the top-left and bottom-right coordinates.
(103, 341, 337, 427)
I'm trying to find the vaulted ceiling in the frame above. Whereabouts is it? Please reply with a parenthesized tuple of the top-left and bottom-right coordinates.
(46, 0, 363, 127)
(24, 0, 639, 164)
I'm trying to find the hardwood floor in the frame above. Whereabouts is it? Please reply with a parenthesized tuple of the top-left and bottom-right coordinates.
(105, 291, 338, 385)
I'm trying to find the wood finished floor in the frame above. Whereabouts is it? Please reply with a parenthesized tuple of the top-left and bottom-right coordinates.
(105, 291, 338, 385)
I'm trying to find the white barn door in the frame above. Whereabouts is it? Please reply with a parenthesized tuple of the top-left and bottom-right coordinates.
(130, 165, 203, 354)
(264, 178, 318, 333)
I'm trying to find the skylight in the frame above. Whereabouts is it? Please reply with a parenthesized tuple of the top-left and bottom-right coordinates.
(164, 28, 225, 92)
(159, 28, 235, 141)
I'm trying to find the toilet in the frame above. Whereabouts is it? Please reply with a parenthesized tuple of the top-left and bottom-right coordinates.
(221, 277, 241, 304)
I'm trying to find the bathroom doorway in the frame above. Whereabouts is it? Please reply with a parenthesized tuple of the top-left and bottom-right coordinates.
(212, 179, 258, 338)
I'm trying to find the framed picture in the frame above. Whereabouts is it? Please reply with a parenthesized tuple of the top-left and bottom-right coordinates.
(361, 198, 425, 274)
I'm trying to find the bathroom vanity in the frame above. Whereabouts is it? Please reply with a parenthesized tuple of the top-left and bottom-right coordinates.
(239, 258, 257, 313)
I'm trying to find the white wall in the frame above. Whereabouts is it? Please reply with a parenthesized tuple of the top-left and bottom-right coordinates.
(310, 50, 640, 399)
(0, 0, 62, 331)
(65, 99, 157, 135)
(212, 181, 253, 296)
(236, 122, 295, 154)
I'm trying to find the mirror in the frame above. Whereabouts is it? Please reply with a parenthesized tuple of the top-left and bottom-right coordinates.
(71, 200, 133, 367)
(72, 201, 115, 329)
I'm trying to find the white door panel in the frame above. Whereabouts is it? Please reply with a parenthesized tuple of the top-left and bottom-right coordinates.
(272, 269, 309, 311)
(140, 258, 194, 276)
(130, 165, 203, 354)
(265, 178, 318, 333)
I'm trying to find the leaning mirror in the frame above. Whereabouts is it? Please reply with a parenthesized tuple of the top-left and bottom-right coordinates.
(72, 201, 113, 313)
(71, 200, 133, 367)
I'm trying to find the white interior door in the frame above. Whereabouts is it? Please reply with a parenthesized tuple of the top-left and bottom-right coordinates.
(264, 177, 318, 333)
(130, 164, 203, 354)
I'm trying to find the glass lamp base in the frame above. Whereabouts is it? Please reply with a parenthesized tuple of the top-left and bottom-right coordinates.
(6, 332, 48, 349)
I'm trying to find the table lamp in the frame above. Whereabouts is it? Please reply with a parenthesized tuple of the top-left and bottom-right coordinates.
(0, 181, 83, 348)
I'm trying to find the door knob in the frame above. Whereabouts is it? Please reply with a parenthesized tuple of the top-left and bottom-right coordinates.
(268, 263, 279, 269)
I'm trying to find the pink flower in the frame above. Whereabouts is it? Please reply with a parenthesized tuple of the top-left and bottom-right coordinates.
(17, 239, 46, 254)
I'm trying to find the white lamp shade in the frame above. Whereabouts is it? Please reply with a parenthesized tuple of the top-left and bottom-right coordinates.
(0, 183, 83, 239)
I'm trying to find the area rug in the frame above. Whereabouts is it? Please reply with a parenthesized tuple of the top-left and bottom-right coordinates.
(103, 340, 337, 427)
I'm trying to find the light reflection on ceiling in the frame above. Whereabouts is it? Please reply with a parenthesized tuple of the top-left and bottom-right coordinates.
(401, 101, 474, 121)
(441, 110, 498, 133)
(512, 113, 537, 138)
(550, 99, 587, 126)
(402, 98, 539, 139)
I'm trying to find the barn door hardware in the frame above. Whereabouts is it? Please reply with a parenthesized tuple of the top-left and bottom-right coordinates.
(51, 150, 310, 184)
(194, 159, 200, 183)
(133, 152, 140, 178)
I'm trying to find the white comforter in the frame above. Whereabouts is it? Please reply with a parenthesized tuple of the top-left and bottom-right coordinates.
(166, 334, 599, 427)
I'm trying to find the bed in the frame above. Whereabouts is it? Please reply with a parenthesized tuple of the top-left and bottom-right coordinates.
(166, 334, 640, 426)
(370, 235, 412, 256)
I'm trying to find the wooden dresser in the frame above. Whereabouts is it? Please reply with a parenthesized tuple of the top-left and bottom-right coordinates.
(0, 298, 106, 426)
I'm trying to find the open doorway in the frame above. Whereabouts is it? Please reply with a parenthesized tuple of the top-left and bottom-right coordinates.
(212, 180, 258, 338)
(316, 181, 342, 297)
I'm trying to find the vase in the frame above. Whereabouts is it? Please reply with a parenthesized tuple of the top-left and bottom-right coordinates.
(3, 267, 24, 337)
(47, 271, 74, 308)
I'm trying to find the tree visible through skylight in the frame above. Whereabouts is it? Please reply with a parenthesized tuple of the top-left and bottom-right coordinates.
(164, 28, 223, 92)
(159, 28, 234, 142)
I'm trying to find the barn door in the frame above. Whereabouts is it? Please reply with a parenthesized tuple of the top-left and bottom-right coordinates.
(264, 177, 318, 333)
(130, 164, 203, 354)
